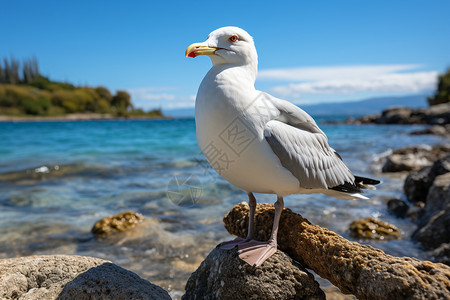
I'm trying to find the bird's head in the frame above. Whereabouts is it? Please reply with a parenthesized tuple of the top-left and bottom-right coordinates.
(185, 26, 258, 67)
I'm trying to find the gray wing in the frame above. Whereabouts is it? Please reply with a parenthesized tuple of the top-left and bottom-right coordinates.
(264, 94, 355, 189)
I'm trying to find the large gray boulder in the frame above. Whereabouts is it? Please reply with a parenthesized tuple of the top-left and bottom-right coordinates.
(412, 173, 450, 249)
(404, 154, 450, 202)
(0, 255, 170, 300)
(183, 247, 325, 300)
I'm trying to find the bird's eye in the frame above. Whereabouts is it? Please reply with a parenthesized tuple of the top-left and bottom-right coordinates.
(229, 35, 238, 43)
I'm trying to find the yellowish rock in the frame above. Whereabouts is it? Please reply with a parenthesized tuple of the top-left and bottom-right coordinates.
(91, 211, 144, 237)
(349, 217, 401, 240)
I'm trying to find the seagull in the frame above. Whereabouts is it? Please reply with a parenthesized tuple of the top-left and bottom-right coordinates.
(185, 26, 380, 267)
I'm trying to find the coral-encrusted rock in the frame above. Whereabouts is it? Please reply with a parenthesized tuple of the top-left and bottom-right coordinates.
(183, 247, 325, 300)
(349, 217, 401, 240)
(0, 255, 170, 300)
(382, 145, 450, 173)
(91, 211, 144, 237)
(224, 202, 450, 300)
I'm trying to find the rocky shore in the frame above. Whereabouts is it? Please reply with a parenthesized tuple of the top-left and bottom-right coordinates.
(345, 103, 450, 126)
(0, 113, 171, 122)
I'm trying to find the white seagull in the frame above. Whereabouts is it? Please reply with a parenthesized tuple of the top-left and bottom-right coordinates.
(186, 26, 379, 267)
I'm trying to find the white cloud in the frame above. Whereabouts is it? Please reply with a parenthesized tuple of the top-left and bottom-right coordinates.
(257, 65, 438, 99)
(271, 71, 438, 98)
(257, 64, 424, 81)
(128, 87, 177, 101)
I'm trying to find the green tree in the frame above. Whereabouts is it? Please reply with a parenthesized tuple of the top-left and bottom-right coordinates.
(111, 90, 133, 113)
(428, 68, 450, 106)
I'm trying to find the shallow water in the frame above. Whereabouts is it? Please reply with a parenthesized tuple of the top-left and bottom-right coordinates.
(0, 118, 447, 298)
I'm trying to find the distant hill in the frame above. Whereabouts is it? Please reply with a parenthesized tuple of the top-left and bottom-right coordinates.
(302, 94, 428, 116)
(164, 94, 428, 118)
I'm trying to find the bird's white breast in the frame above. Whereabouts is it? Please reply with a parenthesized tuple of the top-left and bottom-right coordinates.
(195, 66, 300, 195)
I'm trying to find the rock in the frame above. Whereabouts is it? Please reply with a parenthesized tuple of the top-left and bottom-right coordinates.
(404, 166, 433, 203)
(91, 211, 145, 237)
(0, 255, 170, 300)
(410, 125, 450, 137)
(349, 217, 401, 240)
(406, 202, 425, 221)
(381, 145, 450, 173)
(376, 106, 417, 124)
(224, 202, 450, 300)
(412, 173, 450, 249)
(183, 247, 325, 300)
(347, 103, 450, 125)
(422, 173, 450, 223)
(413, 205, 450, 249)
(404, 154, 450, 203)
(387, 199, 409, 218)
(429, 243, 450, 266)
(421, 103, 450, 125)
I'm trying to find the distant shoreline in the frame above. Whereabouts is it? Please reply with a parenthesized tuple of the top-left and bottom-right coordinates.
(0, 113, 172, 122)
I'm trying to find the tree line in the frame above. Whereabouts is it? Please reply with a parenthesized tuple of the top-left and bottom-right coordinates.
(428, 67, 450, 106)
(0, 56, 162, 117)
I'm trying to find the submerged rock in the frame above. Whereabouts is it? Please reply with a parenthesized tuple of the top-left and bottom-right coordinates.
(0, 255, 170, 300)
(387, 199, 409, 218)
(224, 202, 450, 300)
(183, 247, 325, 300)
(349, 217, 401, 240)
(91, 211, 145, 237)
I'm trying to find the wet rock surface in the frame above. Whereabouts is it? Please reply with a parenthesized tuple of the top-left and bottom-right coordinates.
(430, 243, 450, 266)
(183, 247, 325, 300)
(404, 155, 450, 204)
(410, 124, 450, 137)
(387, 199, 409, 218)
(412, 173, 450, 249)
(224, 202, 450, 300)
(0, 255, 170, 300)
(349, 217, 401, 240)
(91, 211, 145, 237)
(381, 145, 450, 173)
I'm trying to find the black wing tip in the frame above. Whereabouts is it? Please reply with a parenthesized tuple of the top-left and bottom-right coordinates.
(330, 183, 362, 194)
(330, 176, 381, 194)
(354, 176, 381, 185)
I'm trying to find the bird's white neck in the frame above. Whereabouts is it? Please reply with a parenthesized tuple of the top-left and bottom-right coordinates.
(209, 62, 258, 90)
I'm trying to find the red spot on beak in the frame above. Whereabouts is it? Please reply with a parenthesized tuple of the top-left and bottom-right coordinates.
(187, 51, 197, 58)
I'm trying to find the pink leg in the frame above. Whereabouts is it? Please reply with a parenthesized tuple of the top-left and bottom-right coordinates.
(219, 193, 256, 249)
(238, 196, 284, 267)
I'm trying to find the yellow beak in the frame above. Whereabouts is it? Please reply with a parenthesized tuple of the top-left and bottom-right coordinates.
(185, 42, 218, 58)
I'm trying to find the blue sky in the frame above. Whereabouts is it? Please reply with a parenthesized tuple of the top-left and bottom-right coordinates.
(1, 0, 449, 112)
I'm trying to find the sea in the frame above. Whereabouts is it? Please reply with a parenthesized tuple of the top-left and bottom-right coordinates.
(0, 117, 447, 298)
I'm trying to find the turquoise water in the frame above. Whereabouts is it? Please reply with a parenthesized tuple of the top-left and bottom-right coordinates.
(0, 118, 446, 297)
